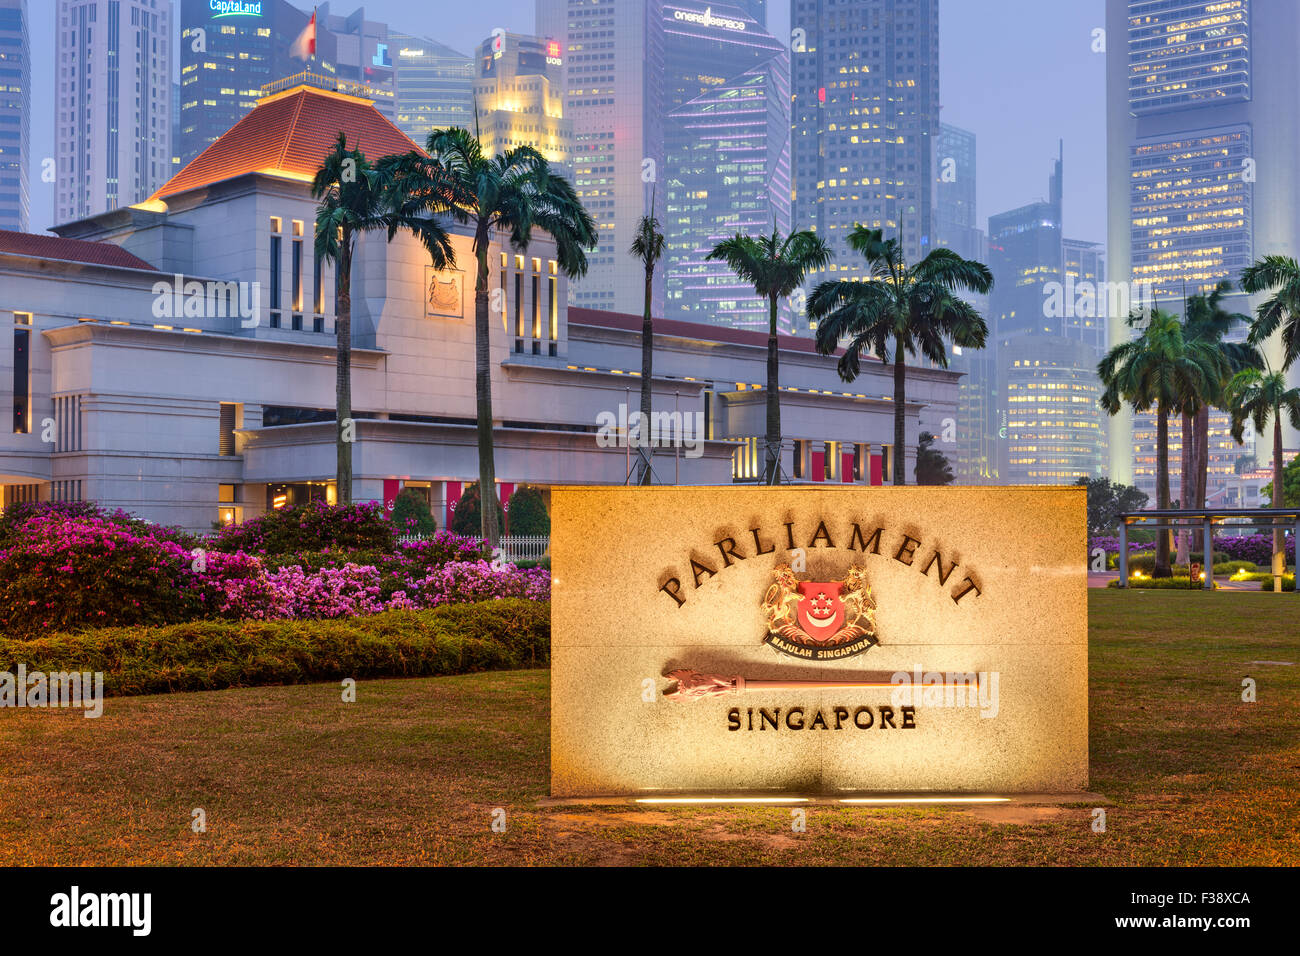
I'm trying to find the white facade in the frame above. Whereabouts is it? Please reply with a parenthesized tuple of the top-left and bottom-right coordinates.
(2, 85, 959, 531)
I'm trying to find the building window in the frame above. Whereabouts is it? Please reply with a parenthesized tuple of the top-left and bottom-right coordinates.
(291, 237, 303, 311)
(218, 402, 240, 456)
(291, 313, 302, 331)
(269, 234, 281, 311)
(12, 321, 30, 434)
(313, 249, 323, 314)
(500, 269, 508, 332)
(514, 272, 523, 351)
(313, 315, 323, 333)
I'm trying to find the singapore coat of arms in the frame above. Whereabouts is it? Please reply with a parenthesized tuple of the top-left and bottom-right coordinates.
(760, 564, 878, 660)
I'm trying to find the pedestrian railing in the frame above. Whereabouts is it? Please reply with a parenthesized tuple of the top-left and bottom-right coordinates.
(396, 532, 550, 563)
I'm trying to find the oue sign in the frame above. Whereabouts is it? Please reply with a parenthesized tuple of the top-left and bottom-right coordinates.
(550, 486, 1089, 797)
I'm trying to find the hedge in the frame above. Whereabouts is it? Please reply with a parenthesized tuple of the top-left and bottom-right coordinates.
(1115, 551, 1228, 572)
(0, 600, 549, 698)
(1106, 577, 1206, 590)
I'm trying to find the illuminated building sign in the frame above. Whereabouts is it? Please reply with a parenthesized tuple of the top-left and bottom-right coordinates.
(209, 0, 262, 17)
(399, 48, 425, 58)
(546, 39, 562, 66)
(673, 5, 747, 32)
(550, 487, 1089, 796)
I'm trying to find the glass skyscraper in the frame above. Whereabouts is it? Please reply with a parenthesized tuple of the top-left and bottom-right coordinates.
(391, 34, 472, 146)
(661, 1, 790, 331)
(473, 32, 570, 171)
(56, 0, 172, 223)
(790, 0, 939, 279)
(0, 0, 28, 232)
(537, 0, 665, 316)
(1104, 0, 1297, 498)
(178, 0, 394, 167)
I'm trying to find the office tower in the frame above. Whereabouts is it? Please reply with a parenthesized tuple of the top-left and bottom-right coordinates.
(1062, 238, 1107, 352)
(1000, 336, 1109, 482)
(0, 0, 28, 232)
(537, 0, 665, 315)
(988, 144, 1063, 341)
(790, 0, 939, 280)
(473, 32, 570, 170)
(391, 34, 473, 145)
(56, 0, 172, 224)
(178, 0, 393, 167)
(661, 1, 791, 331)
(934, 124, 992, 482)
(990, 146, 1108, 484)
(1106, 0, 1300, 497)
(935, 123, 981, 262)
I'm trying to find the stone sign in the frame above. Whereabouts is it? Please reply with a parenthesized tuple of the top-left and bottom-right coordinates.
(551, 486, 1088, 796)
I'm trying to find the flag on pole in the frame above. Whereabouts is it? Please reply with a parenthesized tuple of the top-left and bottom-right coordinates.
(290, 9, 317, 60)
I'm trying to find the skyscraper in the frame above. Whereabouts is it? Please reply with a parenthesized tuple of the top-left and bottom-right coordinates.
(935, 124, 992, 482)
(473, 32, 570, 171)
(1106, 0, 1299, 496)
(0, 0, 28, 232)
(661, 1, 791, 331)
(935, 123, 980, 262)
(391, 34, 472, 145)
(537, 0, 665, 315)
(178, 0, 394, 167)
(790, 0, 939, 279)
(56, 0, 172, 224)
(989, 146, 1109, 484)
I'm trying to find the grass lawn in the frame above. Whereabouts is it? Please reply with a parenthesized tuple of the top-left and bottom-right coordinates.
(1, 590, 1297, 866)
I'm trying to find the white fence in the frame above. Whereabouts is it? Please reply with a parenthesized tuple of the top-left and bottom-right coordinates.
(397, 533, 550, 563)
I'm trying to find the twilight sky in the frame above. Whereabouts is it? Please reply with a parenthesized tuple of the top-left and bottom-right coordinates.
(25, 0, 1107, 243)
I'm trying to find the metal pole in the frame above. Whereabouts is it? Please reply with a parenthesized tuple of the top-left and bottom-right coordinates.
(674, 390, 680, 485)
(1118, 519, 1128, 587)
(1203, 517, 1213, 591)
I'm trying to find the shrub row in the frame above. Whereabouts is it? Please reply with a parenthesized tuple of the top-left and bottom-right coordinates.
(1115, 551, 1229, 572)
(0, 600, 550, 698)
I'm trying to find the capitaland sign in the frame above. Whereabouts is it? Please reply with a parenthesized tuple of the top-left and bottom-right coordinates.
(550, 487, 1088, 797)
(209, 0, 263, 17)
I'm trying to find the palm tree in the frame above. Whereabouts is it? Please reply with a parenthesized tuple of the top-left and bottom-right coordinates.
(807, 226, 992, 485)
(390, 129, 596, 544)
(1225, 365, 1300, 591)
(706, 230, 831, 484)
(629, 204, 664, 485)
(1180, 282, 1259, 509)
(1099, 309, 1229, 577)
(1241, 255, 1300, 371)
(312, 134, 455, 505)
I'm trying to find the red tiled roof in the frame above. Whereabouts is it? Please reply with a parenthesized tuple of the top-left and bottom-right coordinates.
(151, 85, 422, 202)
(568, 307, 847, 357)
(0, 229, 157, 271)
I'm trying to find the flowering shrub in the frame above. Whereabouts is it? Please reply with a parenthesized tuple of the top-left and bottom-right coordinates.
(0, 500, 198, 550)
(0, 502, 548, 634)
(1089, 533, 1294, 565)
(404, 560, 552, 607)
(396, 530, 490, 567)
(212, 501, 395, 555)
(0, 511, 207, 635)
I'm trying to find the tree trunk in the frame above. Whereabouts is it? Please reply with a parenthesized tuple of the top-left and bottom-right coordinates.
(765, 292, 781, 484)
(1194, 404, 1210, 508)
(893, 343, 907, 485)
(638, 265, 654, 485)
(1176, 411, 1192, 565)
(335, 226, 353, 505)
(1272, 413, 1285, 593)
(473, 226, 502, 546)
(1154, 403, 1172, 577)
